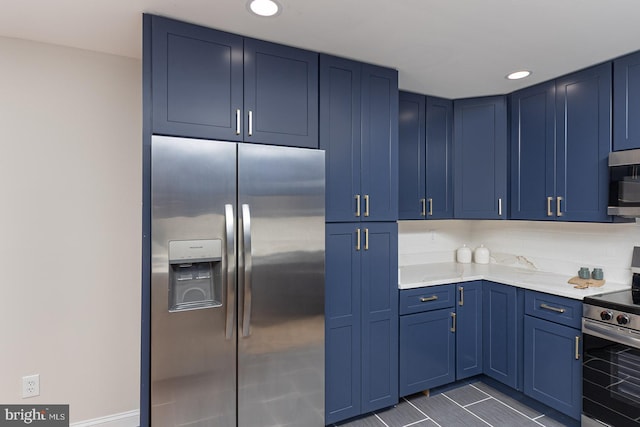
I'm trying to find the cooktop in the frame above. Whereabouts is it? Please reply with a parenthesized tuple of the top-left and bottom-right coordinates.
(584, 289, 640, 316)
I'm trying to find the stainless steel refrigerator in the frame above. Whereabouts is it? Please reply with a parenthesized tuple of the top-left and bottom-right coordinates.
(150, 135, 325, 426)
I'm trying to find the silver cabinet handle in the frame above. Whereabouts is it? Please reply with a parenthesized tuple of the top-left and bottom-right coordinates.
(224, 204, 236, 340)
(355, 194, 361, 217)
(459, 287, 464, 306)
(575, 336, 580, 360)
(547, 196, 553, 217)
(557, 196, 563, 217)
(451, 312, 456, 332)
(421, 198, 426, 217)
(356, 228, 361, 251)
(235, 109, 241, 135)
(241, 204, 253, 337)
(420, 295, 438, 302)
(364, 228, 369, 251)
(540, 303, 565, 314)
(248, 110, 253, 136)
(428, 198, 433, 216)
(498, 198, 503, 216)
(364, 194, 370, 217)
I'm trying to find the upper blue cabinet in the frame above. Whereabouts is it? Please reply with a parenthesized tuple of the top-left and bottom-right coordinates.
(511, 64, 611, 222)
(321, 55, 399, 222)
(555, 63, 611, 222)
(454, 96, 508, 219)
(614, 51, 640, 151)
(398, 92, 453, 220)
(149, 15, 318, 148)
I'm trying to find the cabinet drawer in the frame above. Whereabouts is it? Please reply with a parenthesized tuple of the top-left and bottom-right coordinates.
(525, 291, 582, 329)
(400, 284, 455, 315)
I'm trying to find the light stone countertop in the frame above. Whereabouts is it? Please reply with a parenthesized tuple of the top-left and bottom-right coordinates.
(398, 262, 631, 300)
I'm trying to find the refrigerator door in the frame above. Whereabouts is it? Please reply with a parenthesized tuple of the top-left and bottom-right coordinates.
(151, 135, 237, 427)
(237, 144, 325, 427)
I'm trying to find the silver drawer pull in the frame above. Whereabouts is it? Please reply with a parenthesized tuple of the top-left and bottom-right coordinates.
(420, 295, 438, 302)
(540, 303, 565, 314)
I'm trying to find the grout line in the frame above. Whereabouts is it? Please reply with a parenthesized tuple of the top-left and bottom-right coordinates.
(468, 382, 493, 398)
(374, 413, 390, 427)
(532, 414, 546, 421)
(402, 418, 430, 427)
(403, 398, 443, 427)
(441, 393, 494, 427)
(462, 396, 493, 408)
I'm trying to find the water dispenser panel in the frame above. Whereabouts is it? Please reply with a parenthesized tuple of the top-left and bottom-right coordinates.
(168, 239, 222, 312)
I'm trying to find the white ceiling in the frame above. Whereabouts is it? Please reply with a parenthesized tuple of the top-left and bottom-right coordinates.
(2, 0, 640, 99)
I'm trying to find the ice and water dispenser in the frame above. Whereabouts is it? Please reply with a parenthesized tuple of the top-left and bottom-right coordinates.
(168, 239, 222, 312)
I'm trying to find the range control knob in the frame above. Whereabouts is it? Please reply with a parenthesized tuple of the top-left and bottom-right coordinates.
(617, 314, 630, 325)
(600, 310, 613, 321)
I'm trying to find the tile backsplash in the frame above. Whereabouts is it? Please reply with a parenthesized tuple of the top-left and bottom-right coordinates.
(398, 220, 640, 284)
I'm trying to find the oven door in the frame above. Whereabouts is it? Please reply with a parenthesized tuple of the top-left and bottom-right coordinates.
(582, 318, 640, 426)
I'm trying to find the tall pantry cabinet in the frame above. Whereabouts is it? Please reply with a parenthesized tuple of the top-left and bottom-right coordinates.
(321, 54, 399, 424)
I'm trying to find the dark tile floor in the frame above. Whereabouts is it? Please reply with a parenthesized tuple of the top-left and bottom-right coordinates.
(333, 377, 580, 427)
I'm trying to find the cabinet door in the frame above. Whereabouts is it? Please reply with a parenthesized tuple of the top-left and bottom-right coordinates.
(454, 96, 508, 219)
(151, 15, 243, 141)
(456, 281, 483, 379)
(555, 63, 611, 222)
(361, 223, 398, 413)
(524, 316, 582, 420)
(510, 82, 556, 220)
(399, 309, 455, 396)
(426, 96, 454, 219)
(320, 55, 362, 222)
(398, 92, 426, 220)
(325, 223, 362, 424)
(614, 51, 640, 151)
(244, 38, 318, 148)
(483, 281, 523, 390)
(361, 65, 399, 222)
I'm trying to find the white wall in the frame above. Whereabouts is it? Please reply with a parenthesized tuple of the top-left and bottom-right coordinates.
(0, 37, 141, 423)
(399, 219, 640, 284)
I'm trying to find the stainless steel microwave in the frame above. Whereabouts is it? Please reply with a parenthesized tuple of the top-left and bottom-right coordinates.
(609, 148, 640, 217)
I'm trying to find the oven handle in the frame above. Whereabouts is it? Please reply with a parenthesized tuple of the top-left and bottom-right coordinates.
(582, 318, 640, 349)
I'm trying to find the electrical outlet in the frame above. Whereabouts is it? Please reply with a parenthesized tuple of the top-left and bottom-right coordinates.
(22, 374, 40, 398)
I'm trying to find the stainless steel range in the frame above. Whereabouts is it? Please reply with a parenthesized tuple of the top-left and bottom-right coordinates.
(582, 249, 640, 426)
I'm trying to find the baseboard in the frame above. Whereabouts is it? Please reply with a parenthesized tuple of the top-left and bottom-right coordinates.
(70, 410, 140, 427)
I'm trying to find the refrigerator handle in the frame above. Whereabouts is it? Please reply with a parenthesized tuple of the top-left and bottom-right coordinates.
(224, 204, 236, 340)
(241, 204, 253, 337)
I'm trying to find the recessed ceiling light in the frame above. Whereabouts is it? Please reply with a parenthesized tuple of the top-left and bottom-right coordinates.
(248, 0, 280, 17)
(506, 70, 531, 80)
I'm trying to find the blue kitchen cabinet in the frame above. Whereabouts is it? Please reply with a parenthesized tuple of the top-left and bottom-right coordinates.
(399, 307, 456, 396)
(325, 223, 362, 424)
(511, 64, 611, 222)
(454, 96, 508, 219)
(555, 63, 611, 222)
(243, 38, 318, 148)
(456, 281, 483, 379)
(321, 55, 399, 222)
(524, 316, 582, 420)
(482, 281, 524, 390)
(150, 15, 318, 148)
(398, 92, 453, 220)
(510, 81, 556, 220)
(614, 50, 640, 151)
(399, 281, 482, 397)
(325, 222, 398, 423)
(523, 290, 582, 420)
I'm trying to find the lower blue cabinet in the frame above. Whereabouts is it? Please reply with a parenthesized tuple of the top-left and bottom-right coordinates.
(523, 291, 582, 420)
(399, 281, 483, 397)
(456, 281, 483, 379)
(482, 281, 524, 390)
(325, 222, 398, 424)
(399, 308, 455, 396)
